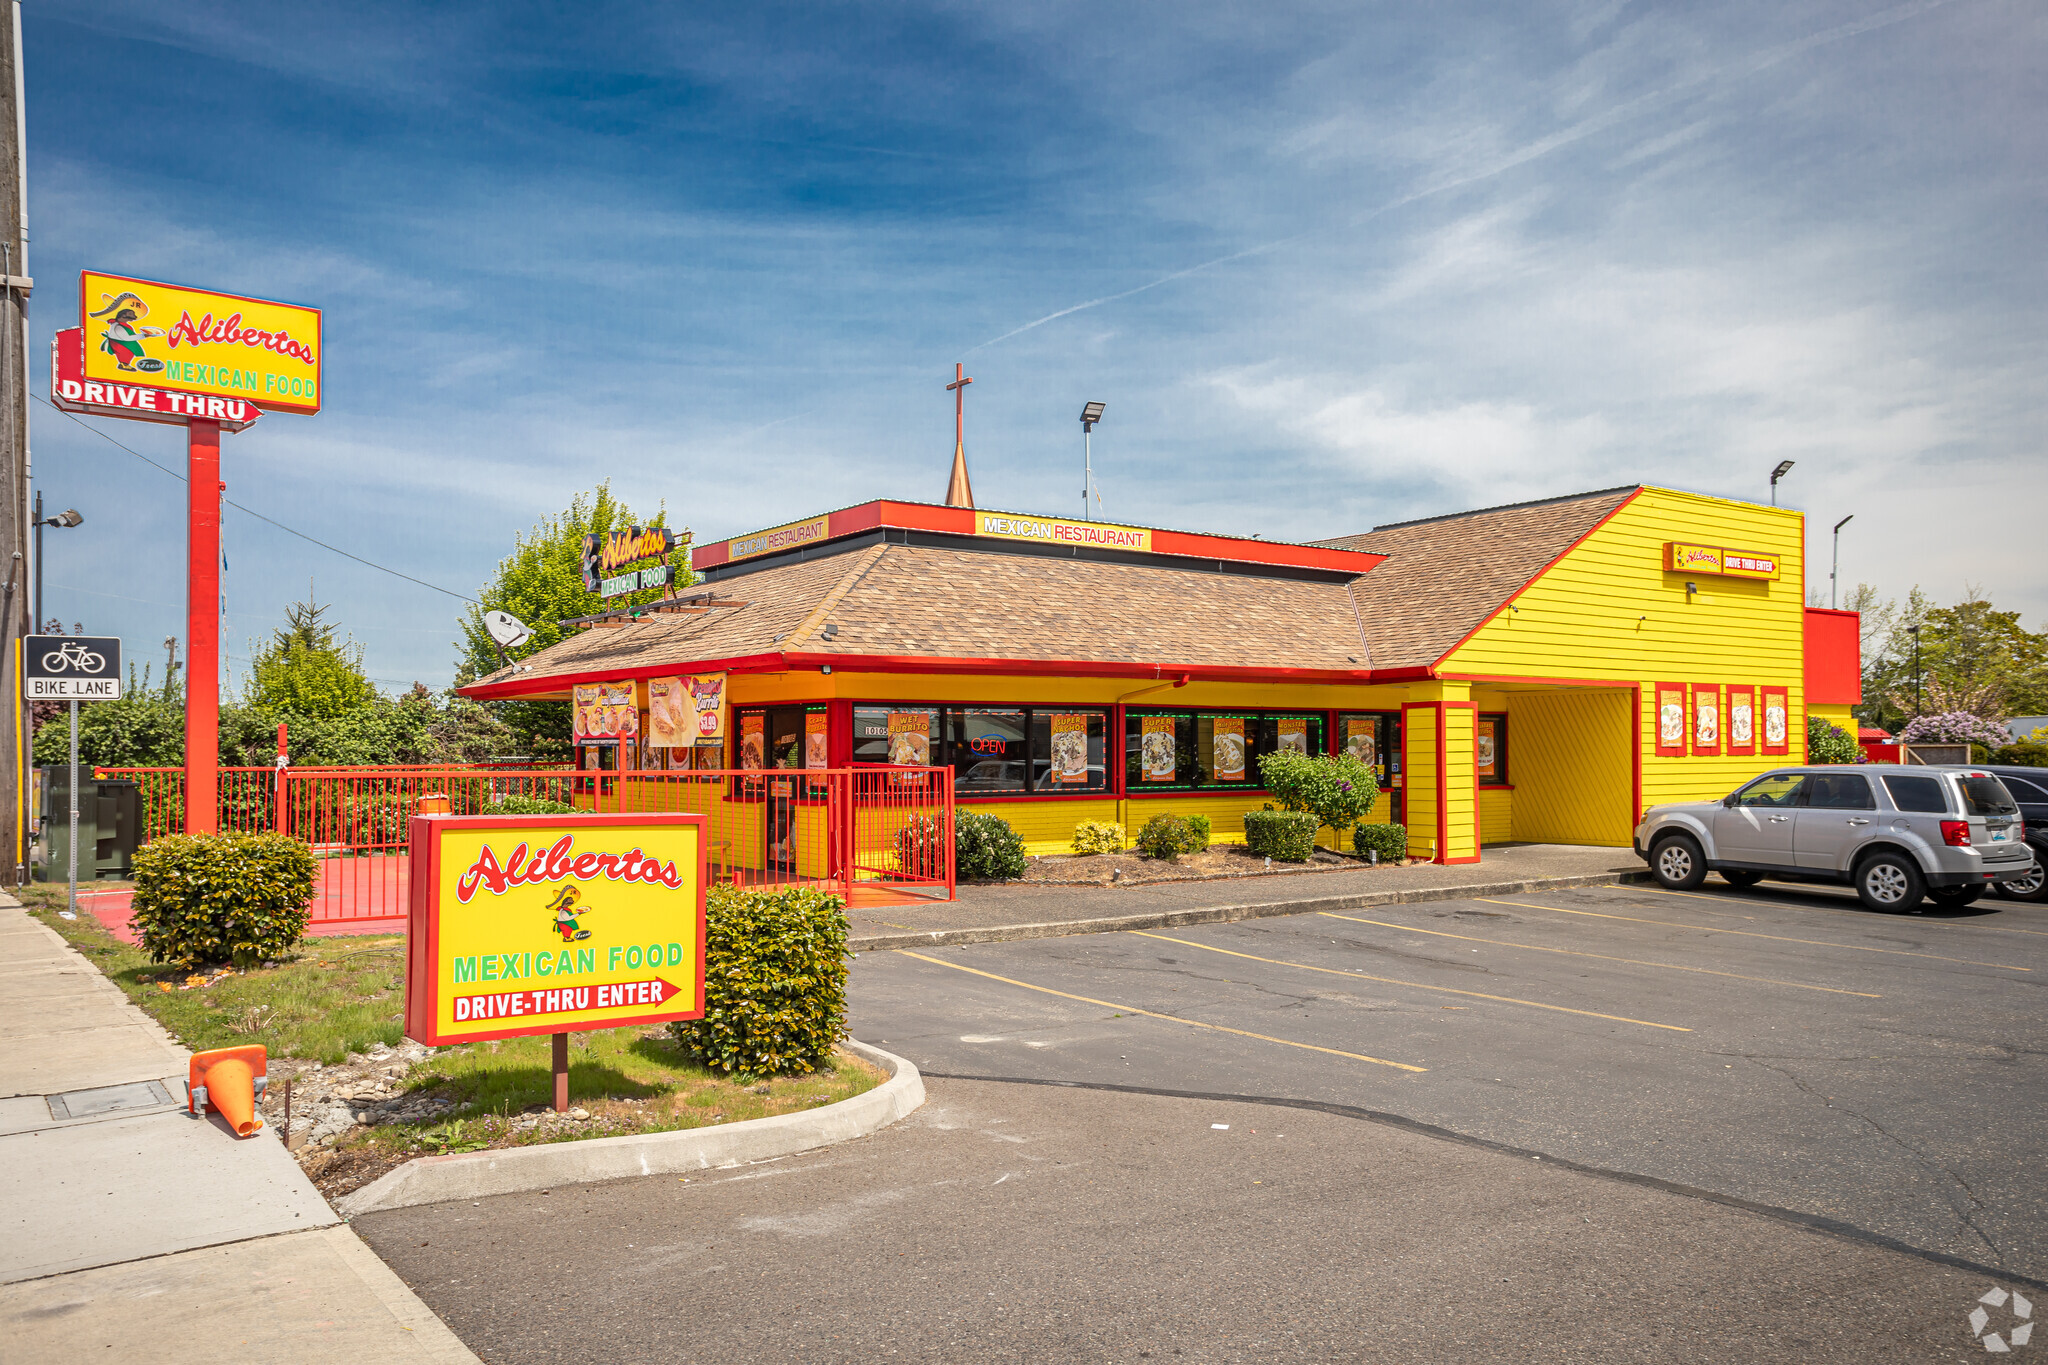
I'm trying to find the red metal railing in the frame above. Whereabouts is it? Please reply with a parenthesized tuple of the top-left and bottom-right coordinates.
(93, 765, 955, 924)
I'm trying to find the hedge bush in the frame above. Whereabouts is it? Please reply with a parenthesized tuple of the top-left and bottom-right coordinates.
(1990, 741, 2048, 768)
(668, 884, 850, 1081)
(894, 813, 947, 872)
(481, 794, 578, 815)
(956, 810, 1027, 881)
(1135, 813, 1204, 862)
(1806, 715, 1860, 765)
(1185, 813, 1212, 851)
(1258, 750, 1378, 841)
(1243, 810, 1318, 861)
(1071, 820, 1125, 855)
(129, 833, 319, 970)
(1353, 823, 1408, 863)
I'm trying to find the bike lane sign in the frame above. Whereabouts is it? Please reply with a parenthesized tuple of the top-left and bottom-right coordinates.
(24, 637, 123, 700)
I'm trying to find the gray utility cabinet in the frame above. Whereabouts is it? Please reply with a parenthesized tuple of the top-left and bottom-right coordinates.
(36, 769, 141, 881)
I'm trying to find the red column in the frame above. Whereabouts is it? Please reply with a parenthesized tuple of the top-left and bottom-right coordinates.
(186, 419, 221, 835)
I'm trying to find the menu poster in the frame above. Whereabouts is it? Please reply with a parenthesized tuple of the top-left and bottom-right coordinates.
(1140, 715, 1177, 783)
(645, 678, 683, 748)
(886, 711, 931, 766)
(686, 673, 727, 741)
(1049, 713, 1089, 784)
(1726, 684, 1757, 757)
(1343, 717, 1377, 771)
(1691, 683, 1723, 757)
(1475, 717, 1500, 782)
(1277, 718, 1308, 756)
(1761, 684, 1791, 756)
(1213, 716, 1247, 781)
(805, 712, 829, 769)
(572, 681, 637, 742)
(740, 713, 766, 769)
(1654, 683, 1688, 758)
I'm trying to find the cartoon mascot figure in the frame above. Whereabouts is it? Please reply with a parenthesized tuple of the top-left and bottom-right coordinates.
(547, 885, 592, 942)
(89, 291, 165, 371)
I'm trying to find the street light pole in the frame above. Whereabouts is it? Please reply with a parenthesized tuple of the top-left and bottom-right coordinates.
(1907, 623, 1922, 717)
(1770, 460, 1795, 506)
(1079, 402, 1105, 521)
(31, 493, 82, 635)
(1830, 514, 1853, 609)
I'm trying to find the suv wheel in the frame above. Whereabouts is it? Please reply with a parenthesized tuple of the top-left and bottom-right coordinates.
(1652, 834, 1708, 891)
(1992, 862, 2047, 903)
(1855, 851, 1926, 912)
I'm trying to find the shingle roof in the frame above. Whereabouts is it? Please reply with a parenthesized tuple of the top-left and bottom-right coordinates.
(1315, 486, 1638, 667)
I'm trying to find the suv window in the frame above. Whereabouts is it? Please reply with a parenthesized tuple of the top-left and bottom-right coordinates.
(1958, 774, 2019, 816)
(1732, 773, 1807, 808)
(1806, 773, 1874, 810)
(1998, 774, 2048, 804)
(1883, 774, 1949, 813)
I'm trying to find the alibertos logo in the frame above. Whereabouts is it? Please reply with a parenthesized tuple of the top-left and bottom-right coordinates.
(1970, 1285, 2033, 1353)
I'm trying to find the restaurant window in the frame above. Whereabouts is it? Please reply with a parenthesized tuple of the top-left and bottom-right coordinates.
(1125, 711, 1325, 791)
(857, 704, 1109, 795)
(1476, 713, 1508, 786)
(853, 706, 939, 766)
(1335, 712, 1401, 789)
(948, 708, 1028, 795)
(736, 706, 830, 777)
(1029, 710, 1109, 793)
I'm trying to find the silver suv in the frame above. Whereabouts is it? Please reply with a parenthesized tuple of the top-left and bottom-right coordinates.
(1633, 765, 2035, 911)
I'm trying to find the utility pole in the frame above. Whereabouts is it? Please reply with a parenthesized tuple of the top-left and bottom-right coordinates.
(0, 5, 30, 884)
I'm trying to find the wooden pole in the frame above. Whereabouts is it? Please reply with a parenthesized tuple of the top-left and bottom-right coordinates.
(551, 1031, 569, 1113)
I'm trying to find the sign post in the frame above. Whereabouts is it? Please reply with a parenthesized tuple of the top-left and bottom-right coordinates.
(404, 811, 706, 1113)
(24, 635, 122, 911)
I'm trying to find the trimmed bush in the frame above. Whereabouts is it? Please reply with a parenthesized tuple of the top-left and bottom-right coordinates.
(1185, 813, 1212, 852)
(1136, 813, 1204, 862)
(894, 813, 947, 873)
(1805, 715, 1860, 765)
(1990, 742, 2048, 768)
(668, 884, 850, 1081)
(129, 833, 319, 970)
(956, 811, 1027, 881)
(1258, 750, 1379, 841)
(481, 794, 577, 815)
(1353, 822, 1408, 863)
(1243, 810, 1318, 861)
(1071, 820, 1125, 855)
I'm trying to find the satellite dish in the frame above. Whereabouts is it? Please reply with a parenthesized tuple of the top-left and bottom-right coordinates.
(484, 610, 534, 650)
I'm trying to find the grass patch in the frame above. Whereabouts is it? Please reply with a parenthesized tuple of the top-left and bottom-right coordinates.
(18, 882, 407, 1063)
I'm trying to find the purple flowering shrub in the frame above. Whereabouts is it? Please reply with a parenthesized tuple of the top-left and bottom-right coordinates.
(1898, 712, 2009, 750)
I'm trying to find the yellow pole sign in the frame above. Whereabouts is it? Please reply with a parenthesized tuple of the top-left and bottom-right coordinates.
(81, 271, 324, 415)
(404, 813, 706, 1046)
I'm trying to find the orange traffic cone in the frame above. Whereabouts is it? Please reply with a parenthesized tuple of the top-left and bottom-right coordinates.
(189, 1044, 267, 1137)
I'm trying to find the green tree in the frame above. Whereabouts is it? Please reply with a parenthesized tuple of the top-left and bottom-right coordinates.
(247, 598, 375, 719)
(31, 663, 186, 768)
(453, 484, 693, 751)
(1848, 584, 2048, 732)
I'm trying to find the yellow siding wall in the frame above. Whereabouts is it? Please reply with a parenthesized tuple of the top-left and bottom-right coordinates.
(1441, 707, 1478, 861)
(1478, 787, 1513, 845)
(1403, 706, 1440, 859)
(1810, 703, 1855, 733)
(1505, 688, 1635, 845)
(1446, 486, 1807, 821)
(968, 798, 1122, 856)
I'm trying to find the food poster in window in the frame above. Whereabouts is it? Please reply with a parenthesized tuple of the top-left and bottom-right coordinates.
(1654, 684, 1688, 758)
(1690, 684, 1723, 757)
(686, 673, 727, 741)
(1277, 717, 1309, 756)
(646, 678, 685, 748)
(739, 713, 767, 770)
(1343, 716, 1377, 772)
(805, 712, 829, 769)
(1048, 713, 1090, 784)
(886, 711, 931, 766)
(1475, 716, 1503, 783)
(1140, 715, 1178, 782)
(1761, 685, 1790, 755)
(1213, 716, 1247, 781)
(573, 682, 637, 741)
(1726, 684, 1757, 756)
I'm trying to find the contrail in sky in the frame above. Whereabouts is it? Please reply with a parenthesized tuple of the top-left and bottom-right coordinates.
(966, 0, 1956, 353)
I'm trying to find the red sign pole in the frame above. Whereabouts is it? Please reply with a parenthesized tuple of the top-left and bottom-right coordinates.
(185, 418, 221, 834)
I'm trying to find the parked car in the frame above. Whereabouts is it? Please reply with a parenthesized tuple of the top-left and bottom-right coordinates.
(1633, 765, 2035, 911)
(1979, 764, 2048, 902)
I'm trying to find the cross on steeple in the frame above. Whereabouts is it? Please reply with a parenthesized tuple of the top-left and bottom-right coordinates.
(945, 362, 974, 508)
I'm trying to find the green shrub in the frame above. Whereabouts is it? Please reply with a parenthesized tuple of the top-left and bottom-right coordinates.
(894, 813, 947, 873)
(481, 794, 578, 815)
(1243, 810, 1318, 861)
(1185, 813, 1212, 851)
(1135, 813, 1205, 862)
(1806, 715, 1860, 765)
(1071, 820, 1125, 855)
(1990, 742, 2048, 768)
(129, 833, 319, 970)
(667, 885, 850, 1081)
(1353, 823, 1408, 863)
(956, 811, 1027, 881)
(1258, 750, 1379, 841)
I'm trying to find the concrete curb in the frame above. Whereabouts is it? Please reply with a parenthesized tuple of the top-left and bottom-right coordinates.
(849, 868, 1648, 952)
(335, 1040, 923, 1217)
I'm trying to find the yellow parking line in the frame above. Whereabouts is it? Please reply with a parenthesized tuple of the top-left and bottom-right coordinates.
(1128, 932, 1692, 1031)
(1638, 885, 2048, 940)
(1319, 912, 1883, 998)
(1475, 896, 2028, 972)
(894, 950, 1427, 1072)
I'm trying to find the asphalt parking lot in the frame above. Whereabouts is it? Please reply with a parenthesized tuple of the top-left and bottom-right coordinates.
(852, 878, 2048, 1282)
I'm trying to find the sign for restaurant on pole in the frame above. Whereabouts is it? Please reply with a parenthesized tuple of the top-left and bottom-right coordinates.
(582, 525, 689, 599)
(404, 813, 707, 1046)
(51, 328, 262, 431)
(24, 637, 124, 700)
(80, 272, 323, 415)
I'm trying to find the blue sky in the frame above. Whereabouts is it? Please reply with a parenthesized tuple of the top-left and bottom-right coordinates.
(27, 0, 2046, 690)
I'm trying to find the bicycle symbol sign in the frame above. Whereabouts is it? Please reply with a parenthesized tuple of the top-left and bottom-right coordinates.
(23, 636, 123, 700)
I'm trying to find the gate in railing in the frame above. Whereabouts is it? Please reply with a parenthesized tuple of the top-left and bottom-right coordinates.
(94, 765, 956, 925)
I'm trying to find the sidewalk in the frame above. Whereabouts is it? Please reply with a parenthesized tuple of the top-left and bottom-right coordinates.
(0, 895, 477, 1363)
(849, 841, 1645, 949)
